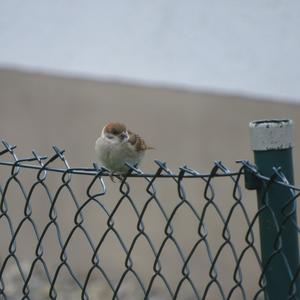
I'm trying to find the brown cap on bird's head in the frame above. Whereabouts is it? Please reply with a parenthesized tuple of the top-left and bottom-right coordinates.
(102, 122, 155, 151)
(104, 122, 127, 135)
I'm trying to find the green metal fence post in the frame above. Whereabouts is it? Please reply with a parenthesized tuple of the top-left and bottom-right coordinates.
(249, 119, 300, 300)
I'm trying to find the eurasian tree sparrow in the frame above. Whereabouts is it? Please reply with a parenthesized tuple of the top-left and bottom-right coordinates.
(95, 122, 154, 174)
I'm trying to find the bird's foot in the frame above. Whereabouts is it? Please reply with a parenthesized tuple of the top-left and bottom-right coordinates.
(109, 171, 123, 183)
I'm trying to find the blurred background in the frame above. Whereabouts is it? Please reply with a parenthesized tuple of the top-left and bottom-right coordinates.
(1, 1, 300, 299)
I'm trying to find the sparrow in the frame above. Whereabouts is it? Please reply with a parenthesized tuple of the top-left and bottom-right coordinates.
(95, 122, 154, 174)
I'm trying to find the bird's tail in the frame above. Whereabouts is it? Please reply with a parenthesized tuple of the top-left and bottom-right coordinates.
(146, 146, 155, 150)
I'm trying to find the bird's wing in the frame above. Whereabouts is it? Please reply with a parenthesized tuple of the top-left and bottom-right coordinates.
(127, 130, 154, 152)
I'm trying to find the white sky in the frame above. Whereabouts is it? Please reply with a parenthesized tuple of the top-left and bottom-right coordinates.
(0, 1, 300, 102)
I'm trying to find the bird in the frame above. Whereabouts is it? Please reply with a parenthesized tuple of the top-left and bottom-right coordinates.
(95, 122, 154, 174)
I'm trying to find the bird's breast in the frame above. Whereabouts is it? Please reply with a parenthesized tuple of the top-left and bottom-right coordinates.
(95, 137, 145, 172)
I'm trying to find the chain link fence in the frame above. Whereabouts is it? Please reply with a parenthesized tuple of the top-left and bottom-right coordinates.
(0, 139, 300, 300)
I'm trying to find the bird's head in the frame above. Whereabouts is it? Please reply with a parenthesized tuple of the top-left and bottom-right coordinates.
(102, 122, 129, 144)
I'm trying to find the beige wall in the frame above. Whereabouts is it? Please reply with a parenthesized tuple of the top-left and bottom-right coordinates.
(1, 69, 300, 299)
(1, 69, 300, 172)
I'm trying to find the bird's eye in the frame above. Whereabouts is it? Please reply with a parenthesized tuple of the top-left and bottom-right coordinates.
(111, 129, 118, 135)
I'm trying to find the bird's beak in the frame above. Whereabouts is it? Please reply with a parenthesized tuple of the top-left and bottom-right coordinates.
(120, 132, 128, 141)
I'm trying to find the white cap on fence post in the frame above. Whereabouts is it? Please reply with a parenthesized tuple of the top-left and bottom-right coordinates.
(249, 119, 294, 151)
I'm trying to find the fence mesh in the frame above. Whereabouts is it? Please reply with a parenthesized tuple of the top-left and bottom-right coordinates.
(0, 140, 300, 300)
